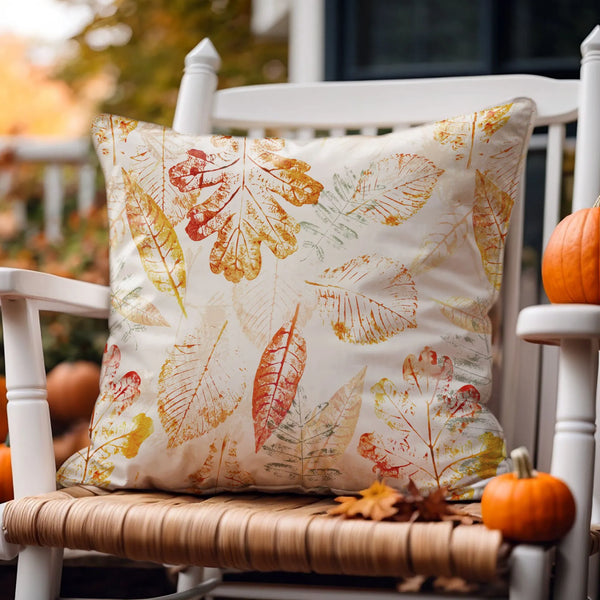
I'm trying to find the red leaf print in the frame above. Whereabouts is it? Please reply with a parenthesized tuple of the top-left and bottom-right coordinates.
(98, 344, 142, 416)
(357, 432, 413, 479)
(252, 304, 307, 452)
(169, 149, 214, 192)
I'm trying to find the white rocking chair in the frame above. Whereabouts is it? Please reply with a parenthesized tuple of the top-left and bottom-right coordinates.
(1, 25, 600, 600)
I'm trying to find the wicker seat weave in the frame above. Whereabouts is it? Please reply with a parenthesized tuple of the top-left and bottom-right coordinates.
(3, 486, 506, 582)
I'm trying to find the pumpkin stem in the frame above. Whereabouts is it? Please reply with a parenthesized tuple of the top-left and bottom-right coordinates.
(511, 446, 535, 479)
(594, 196, 600, 209)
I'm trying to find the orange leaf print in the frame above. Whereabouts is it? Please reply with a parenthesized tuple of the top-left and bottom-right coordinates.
(253, 304, 307, 452)
(92, 115, 138, 164)
(349, 154, 443, 226)
(306, 254, 417, 344)
(122, 169, 187, 315)
(172, 137, 323, 282)
(473, 170, 514, 290)
(188, 435, 254, 491)
(158, 323, 243, 448)
(434, 103, 512, 167)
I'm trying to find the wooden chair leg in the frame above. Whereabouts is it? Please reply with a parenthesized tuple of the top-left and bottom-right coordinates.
(14, 547, 62, 600)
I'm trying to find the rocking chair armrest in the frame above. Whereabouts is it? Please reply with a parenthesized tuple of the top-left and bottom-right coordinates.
(0, 268, 110, 319)
(516, 304, 600, 345)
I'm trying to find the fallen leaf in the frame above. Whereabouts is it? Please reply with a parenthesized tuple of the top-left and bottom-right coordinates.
(329, 480, 402, 521)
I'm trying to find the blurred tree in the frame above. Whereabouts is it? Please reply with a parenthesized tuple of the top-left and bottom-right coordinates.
(0, 36, 94, 136)
(59, 0, 288, 125)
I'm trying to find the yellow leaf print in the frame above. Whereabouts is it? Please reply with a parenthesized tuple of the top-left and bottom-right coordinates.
(157, 323, 243, 448)
(434, 103, 512, 167)
(111, 286, 169, 327)
(472, 170, 514, 290)
(122, 169, 187, 315)
(170, 136, 324, 282)
(92, 114, 138, 165)
(435, 296, 491, 334)
(410, 209, 470, 275)
(348, 154, 443, 226)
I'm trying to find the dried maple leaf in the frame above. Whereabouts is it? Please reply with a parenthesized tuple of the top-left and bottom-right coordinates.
(329, 480, 402, 521)
(328, 478, 481, 525)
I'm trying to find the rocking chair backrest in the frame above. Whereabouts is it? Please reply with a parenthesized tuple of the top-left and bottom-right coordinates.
(171, 33, 600, 470)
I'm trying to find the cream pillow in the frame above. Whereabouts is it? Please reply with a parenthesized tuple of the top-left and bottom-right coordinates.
(58, 98, 536, 499)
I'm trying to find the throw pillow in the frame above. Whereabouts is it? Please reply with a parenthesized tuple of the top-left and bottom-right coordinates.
(58, 98, 536, 500)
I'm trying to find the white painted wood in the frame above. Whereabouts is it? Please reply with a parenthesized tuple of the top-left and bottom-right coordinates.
(78, 161, 96, 215)
(289, 0, 325, 83)
(573, 25, 600, 211)
(173, 38, 221, 136)
(43, 163, 64, 241)
(517, 305, 600, 600)
(509, 545, 552, 600)
(213, 75, 579, 129)
(0, 267, 110, 317)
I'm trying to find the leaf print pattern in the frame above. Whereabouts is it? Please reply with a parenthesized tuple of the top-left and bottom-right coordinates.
(92, 115, 138, 164)
(306, 254, 417, 344)
(57, 344, 152, 487)
(188, 435, 254, 490)
(158, 323, 243, 448)
(253, 305, 307, 452)
(98, 344, 142, 417)
(348, 154, 443, 226)
(434, 103, 512, 167)
(410, 209, 470, 276)
(123, 169, 187, 315)
(473, 170, 514, 290)
(358, 346, 505, 493)
(436, 296, 491, 334)
(263, 367, 365, 486)
(171, 136, 324, 282)
(300, 169, 367, 261)
(232, 263, 316, 349)
(111, 286, 169, 327)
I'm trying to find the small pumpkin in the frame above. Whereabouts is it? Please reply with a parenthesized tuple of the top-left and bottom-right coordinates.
(481, 447, 575, 543)
(46, 361, 101, 423)
(0, 438, 13, 503)
(542, 196, 600, 303)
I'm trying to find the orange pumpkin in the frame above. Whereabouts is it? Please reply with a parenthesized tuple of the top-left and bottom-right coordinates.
(53, 420, 91, 468)
(542, 198, 600, 303)
(481, 447, 575, 543)
(0, 442, 13, 502)
(0, 376, 7, 441)
(46, 361, 101, 423)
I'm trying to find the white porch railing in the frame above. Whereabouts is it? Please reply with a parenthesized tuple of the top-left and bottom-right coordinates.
(0, 137, 95, 242)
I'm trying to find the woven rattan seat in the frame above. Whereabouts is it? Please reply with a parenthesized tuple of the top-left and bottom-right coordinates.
(3, 486, 505, 582)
